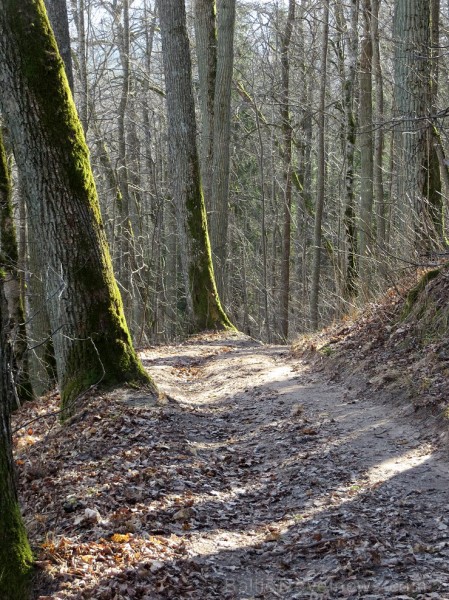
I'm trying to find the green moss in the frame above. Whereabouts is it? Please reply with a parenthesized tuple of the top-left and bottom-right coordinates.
(6, 0, 102, 226)
(0, 502, 33, 600)
(60, 309, 155, 419)
(185, 157, 236, 332)
(0, 438, 33, 600)
(318, 344, 335, 357)
(61, 336, 155, 418)
(4, 1, 157, 415)
(401, 268, 441, 320)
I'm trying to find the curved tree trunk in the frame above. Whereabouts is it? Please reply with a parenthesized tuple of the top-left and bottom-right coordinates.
(0, 276, 33, 600)
(0, 0, 157, 416)
(159, 0, 235, 332)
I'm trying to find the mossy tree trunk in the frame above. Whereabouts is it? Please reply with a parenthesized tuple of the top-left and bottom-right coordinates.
(0, 0, 157, 416)
(0, 277, 33, 600)
(194, 0, 236, 301)
(0, 130, 33, 405)
(159, 0, 235, 332)
(44, 0, 74, 91)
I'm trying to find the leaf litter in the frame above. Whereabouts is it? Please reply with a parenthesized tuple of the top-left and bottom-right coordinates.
(11, 330, 449, 599)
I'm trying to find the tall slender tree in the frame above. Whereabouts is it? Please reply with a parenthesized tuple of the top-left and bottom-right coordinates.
(210, 0, 236, 298)
(371, 0, 386, 254)
(194, 0, 236, 299)
(159, 0, 235, 332)
(359, 0, 374, 293)
(0, 0, 157, 416)
(279, 0, 295, 340)
(194, 0, 217, 214)
(335, 0, 359, 299)
(310, 0, 329, 330)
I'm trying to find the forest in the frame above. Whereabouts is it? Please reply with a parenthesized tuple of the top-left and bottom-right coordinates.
(1, 0, 449, 598)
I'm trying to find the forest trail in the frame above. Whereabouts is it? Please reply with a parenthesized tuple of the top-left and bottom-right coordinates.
(140, 332, 449, 599)
(17, 332, 449, 599)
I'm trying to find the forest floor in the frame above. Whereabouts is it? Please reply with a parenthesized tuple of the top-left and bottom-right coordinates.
(12, 326, 449, 599)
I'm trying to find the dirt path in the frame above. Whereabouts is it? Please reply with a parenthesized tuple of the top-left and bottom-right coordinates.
(19, 332, 449, 599)
(139, 332, 449, 599)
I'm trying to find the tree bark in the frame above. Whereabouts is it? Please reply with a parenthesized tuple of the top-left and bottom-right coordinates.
(194, 0, 236, 300)
(0, 0, 157, 416)
(44, 0, 74, 91)
(371, 0, 386, 254)
(0, 131, 34, 405)
(194, 0, 217, 214)
(159, 0, 235, 332)
(279, 0, 295, 340)
(359, 0, 374, 294)
(310, 0, 329, 331)
(336, 0, 359, 299)
(116, 0, 138, 328)
(393, 0, 436, 253)
(210, 0, 236, 298)
(70, 0, 89, 130)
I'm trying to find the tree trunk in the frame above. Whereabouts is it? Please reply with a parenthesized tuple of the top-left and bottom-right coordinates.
(194, 0, 236, 300)
(359, 0, 374, 294)
(210, 0, 236, 298)
(0, 0, 157, 416)
(335, 0, 358, 299)
(393, 0, 434, 254)
(116, 0, 138, 327)
(279, 0, 295, 340)
(0, 276, 33, 600)
(194, 0, 217, 214)
(159, 0, 235, 332)
(310, 0, 329, 331)
(26, 214, 58, 396)
(427, 0, 443, 244)
(70, 0, 89, 131)
(44, 0, 74, 91)
(0, 131, 33, 405)
(371, 0, 386, 254)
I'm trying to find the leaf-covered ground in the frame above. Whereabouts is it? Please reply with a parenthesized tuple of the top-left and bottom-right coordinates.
(13, 330, 449, 599)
